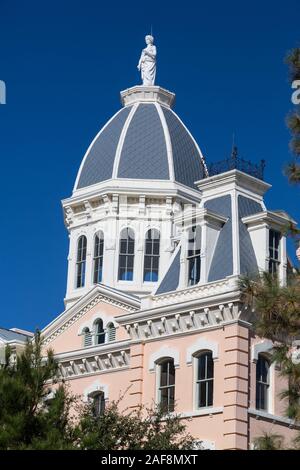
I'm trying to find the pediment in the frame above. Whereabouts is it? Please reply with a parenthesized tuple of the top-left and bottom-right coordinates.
(42, 284, 140, 353)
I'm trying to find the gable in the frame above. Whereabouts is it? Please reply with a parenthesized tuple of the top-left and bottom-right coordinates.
(42, 286, 139, 355)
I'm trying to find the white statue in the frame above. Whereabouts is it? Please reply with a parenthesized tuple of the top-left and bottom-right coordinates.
(137, 35, 157, 86)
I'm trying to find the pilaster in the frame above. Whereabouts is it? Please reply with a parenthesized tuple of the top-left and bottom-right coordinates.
(223, 323, 249, 450)
(128, 343, 145, 409)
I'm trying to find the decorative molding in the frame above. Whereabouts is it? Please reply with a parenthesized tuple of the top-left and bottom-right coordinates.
(120, 85, 175, 108)
(83, 380, 109, 402)
(55, 344, 130, 380)
(44, 292, 137, 347)
(78, 313, 118, 335)
(150, 276, 239, 308)
(242, 210, 296, 229)
(186, 338, 219, 364)
(121, 300, 240, 343)
(251, 340, 273, 362)
(149, 346, 180, 372)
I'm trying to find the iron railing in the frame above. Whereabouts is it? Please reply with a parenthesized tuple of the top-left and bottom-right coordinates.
(206, 147, 265, 181)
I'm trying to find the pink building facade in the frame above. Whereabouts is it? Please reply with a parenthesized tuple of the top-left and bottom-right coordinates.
(34, 84, 299, 449)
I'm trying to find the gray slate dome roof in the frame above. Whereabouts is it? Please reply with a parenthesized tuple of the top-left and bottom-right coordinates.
(75, 87, 207, 191)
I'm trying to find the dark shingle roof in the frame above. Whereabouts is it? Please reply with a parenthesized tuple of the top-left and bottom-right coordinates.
(75, 103, 206, 191)
(0, 327, 30, 342)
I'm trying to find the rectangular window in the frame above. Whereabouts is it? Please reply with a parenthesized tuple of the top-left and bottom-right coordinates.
(76, 236, 87, 288)
(196, 352, 214, 408)
(93, 235, 104, 284)
(158, 360, 175, 413)
(268, 229, 280, 275)
(92, 392, 105, 417)
(187, 226, 201, 286)
(143, 231, 160, 282)
(118, 230, 135, 281)
(256, 355, 270, 411)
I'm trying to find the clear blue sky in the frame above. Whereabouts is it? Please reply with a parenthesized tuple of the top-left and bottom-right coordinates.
(0, 0, 299, 331)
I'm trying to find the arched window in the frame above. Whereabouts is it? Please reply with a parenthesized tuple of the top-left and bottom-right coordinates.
(94, 319, 105, 345)
(76, 235, 87, 288)
(91, 391, 105, 417)
(83, 327, 92, 347)
(106, 322, 116, 342)
(256, 355, 270, 411)
(157, 358, 175, 412)
(118, 228, 135, 281)
(187, 226, 201, 286)
(143, 229, 160, 282)
(195, 351, 214, 408)
(93, 232, 104, 284)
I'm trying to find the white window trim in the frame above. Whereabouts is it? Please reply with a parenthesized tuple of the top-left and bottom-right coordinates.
(251, 340, 273, 362)
(83, 380, 109, 402)
(92, 231, 104, 285)
(186, 226, 202, 288)
(252, 342, 274, 414)
(186, 338, 218, 364)
(179, 407, 223, 419)
(78, 314, 118, 336)
(154, 358, 176, 412)
(192, 352, 215, 411)
(149, 346, 179, 372)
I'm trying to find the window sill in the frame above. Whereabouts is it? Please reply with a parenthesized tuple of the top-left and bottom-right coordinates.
(248, 408, 299, 428)
(175, 407, 223, 419)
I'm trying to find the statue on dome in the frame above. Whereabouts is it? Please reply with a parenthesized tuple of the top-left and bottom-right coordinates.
(137, 35, 157, 86)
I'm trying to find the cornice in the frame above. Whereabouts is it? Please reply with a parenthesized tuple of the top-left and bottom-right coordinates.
(120, 85, 175, 108)
(117, 298, 244, 342)
(66, 179, 201, 205)
(140, 276, 241, 311)
(242, 210, 297, 228)
(173, 207, 228, 227)
(54, 342, 130, 380)
(196, 170, 271, 197)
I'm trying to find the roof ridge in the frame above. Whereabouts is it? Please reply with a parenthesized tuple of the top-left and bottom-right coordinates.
(112, 103, 138, 179)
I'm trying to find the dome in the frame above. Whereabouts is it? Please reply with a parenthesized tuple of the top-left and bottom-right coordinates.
(74, 86, 207, 191)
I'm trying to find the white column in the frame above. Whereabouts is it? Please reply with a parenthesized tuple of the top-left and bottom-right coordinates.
(231, 192, 240, 275)
(200, 221, 207, 283)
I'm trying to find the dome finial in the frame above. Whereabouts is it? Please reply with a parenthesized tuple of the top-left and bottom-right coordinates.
(137, 34, 157, 86)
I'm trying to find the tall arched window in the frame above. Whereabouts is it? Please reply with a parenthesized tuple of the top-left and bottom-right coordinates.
(187, 226, 201, 286)
(76, 235, 87, 288)
(143, 229, 160, 282)
(256, 354, 270, 411)
(93, 232, 104, 284)
(91, 391, 105, 417)
(157, 358, 175, 413)
(195, 351, 214, 408)
(94, 319, 105, 345)
(106, 322, 116, 342)
(82, 327, 92, 347)
(118, 228, 135, 281)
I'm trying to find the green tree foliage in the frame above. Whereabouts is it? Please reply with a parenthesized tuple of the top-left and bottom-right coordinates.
(253, 432, 284, 450)
(77, 400, 194, 450)
(285, 48, 300, 182)
(0, 332, 195, 450)
(240, 272, 300, 449)
(240, 272, 300, 342)
(0, 331, 75, 449)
